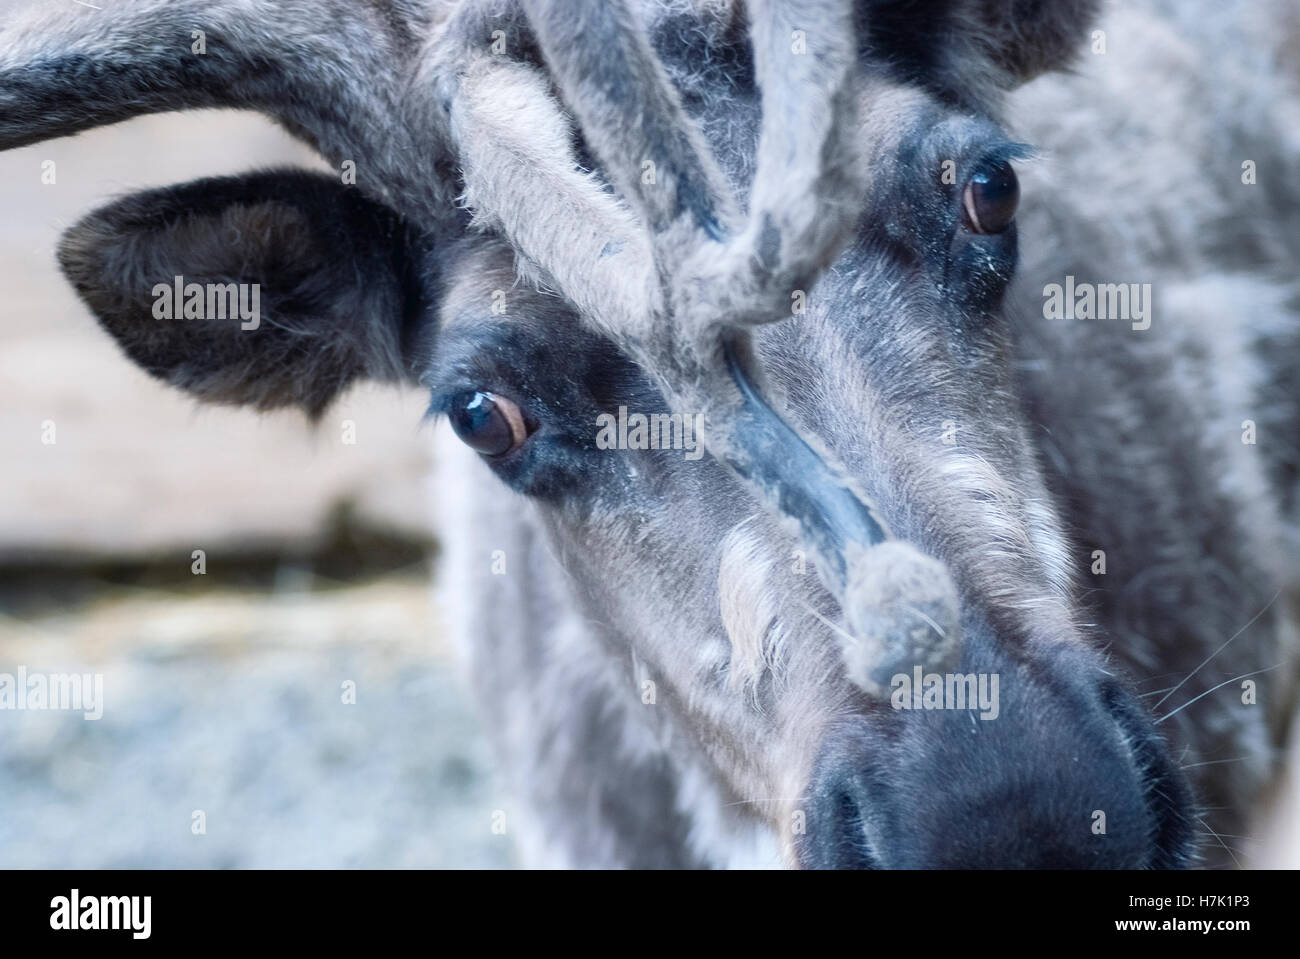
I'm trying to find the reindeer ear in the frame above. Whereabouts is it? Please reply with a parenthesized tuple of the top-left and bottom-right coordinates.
(57, 169, 428, 418)
(865, 0, 1101, 98)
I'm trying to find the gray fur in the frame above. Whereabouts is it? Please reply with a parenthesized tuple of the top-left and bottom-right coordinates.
(1, 0, 1297, 867)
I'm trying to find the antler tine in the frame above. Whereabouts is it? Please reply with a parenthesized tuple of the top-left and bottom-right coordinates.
(713, 0, 864, 325)
(0, 0, 454, 221)
(521, 0, 864, 343)
(1, 1, 268, 148)
(430, 0, 659, 345)
(521, 0, 740, 245)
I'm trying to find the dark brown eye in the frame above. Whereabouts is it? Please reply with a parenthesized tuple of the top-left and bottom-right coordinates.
(962, 158, 1019, 235)
(449, 391, 528, 456)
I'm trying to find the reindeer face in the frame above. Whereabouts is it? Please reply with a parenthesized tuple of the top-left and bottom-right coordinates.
(422, 84, 1195, 866)
(3, 0, 1201, 866)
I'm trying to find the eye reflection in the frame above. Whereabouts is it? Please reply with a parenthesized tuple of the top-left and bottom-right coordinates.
(449, 390, 528, 456)
(962, 158, 1019, 235)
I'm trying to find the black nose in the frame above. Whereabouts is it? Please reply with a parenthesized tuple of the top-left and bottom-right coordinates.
(797, 649, 1195, 869)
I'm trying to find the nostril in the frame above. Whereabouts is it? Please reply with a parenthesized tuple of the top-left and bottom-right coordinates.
(797, 786, 879, 869)
(1099, 681, 1197, 868)
(835, 790, 880, 869)
(800, 729, 884, 869)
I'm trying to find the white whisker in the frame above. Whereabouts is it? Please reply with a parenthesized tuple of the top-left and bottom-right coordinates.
(1181, 757, 1249, 770)
(1152, 589, 1281, 711)
(1197, 818, 1243, 869)
(1155, 664, 1281, 726)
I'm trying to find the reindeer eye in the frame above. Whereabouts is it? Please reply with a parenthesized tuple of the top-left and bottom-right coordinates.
(449, 391, 528, 456)
(962, 158, 1019, 235)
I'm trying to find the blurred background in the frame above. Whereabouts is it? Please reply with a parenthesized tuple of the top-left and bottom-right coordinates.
(0, 109, 513, 867)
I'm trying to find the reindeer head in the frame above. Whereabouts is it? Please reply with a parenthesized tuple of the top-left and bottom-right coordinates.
(2, 0, 1197, 866)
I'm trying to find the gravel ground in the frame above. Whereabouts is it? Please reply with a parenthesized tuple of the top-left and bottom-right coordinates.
(0, 577, 515, 869)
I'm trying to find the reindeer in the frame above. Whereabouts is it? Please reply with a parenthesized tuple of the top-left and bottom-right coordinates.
(2, 0, 1298, 868)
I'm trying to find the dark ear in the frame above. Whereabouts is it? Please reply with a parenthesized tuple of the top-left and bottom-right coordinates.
(861, 0, 1101, 102)
(57, 169, 429, 418)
